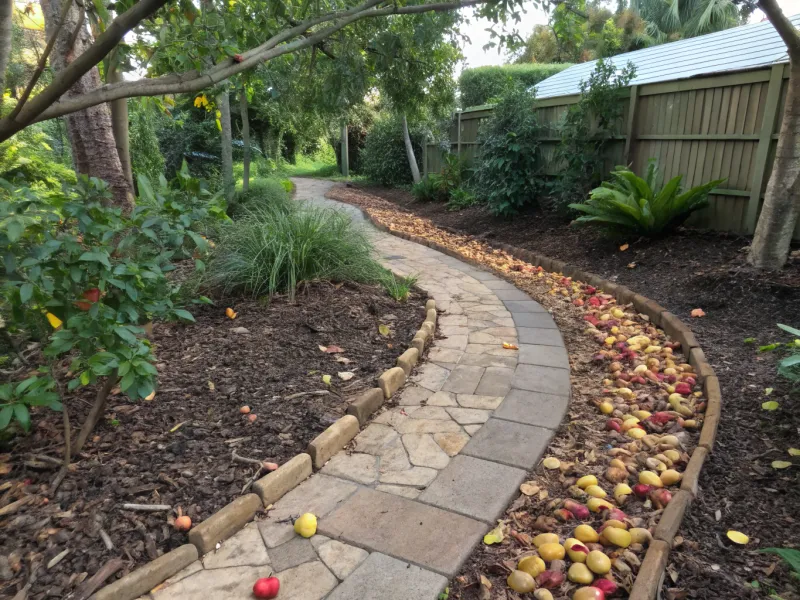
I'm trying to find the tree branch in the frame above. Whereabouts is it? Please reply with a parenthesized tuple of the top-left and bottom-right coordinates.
(0, 0, 169, 140)
(759, 0, 800, 58)
(0, 0, 12, 112)
(8, 0, 75, 121)
(0, 0, 488, 138)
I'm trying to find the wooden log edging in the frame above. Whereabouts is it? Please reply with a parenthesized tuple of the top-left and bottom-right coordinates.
(92, 294, 435, 600)
(354, 210, 716, 600)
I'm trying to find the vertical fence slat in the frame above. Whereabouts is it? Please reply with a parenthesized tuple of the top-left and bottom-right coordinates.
(745, 64, 784, 234)
(623, 85, 639, 166)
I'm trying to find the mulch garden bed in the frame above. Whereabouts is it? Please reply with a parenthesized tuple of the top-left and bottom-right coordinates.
(0, 281, 426, 600)
(327, 183, 800, 600)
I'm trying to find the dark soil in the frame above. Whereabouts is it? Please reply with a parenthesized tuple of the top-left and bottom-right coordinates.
(328, 183, 800, 600)
(0, 281, 425, 600)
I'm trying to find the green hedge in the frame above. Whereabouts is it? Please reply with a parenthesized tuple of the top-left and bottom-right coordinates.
(360, 115, 425, 187)
(458, 64, 572, 109)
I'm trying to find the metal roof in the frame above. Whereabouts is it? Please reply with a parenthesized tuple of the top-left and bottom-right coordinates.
(534, 15, 799, 100)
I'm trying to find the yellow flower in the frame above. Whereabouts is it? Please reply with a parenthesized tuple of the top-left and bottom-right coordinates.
(46, 312, 63, 329)
(193, 94, 208, 109)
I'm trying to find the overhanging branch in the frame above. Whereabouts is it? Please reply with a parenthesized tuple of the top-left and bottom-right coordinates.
(0, 0, 488, 140)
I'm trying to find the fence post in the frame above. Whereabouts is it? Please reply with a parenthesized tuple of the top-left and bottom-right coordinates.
(423, 135, 428, 178)
(341, 124, 349, 177)
(745, 64, 784, 233)
(623, 85, 640, 167)
(456, 110, 462, 159)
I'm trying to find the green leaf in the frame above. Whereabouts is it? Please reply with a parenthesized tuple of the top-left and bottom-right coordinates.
(0, 406, 13, 430)
(13, 404, 30, 431)
(120, 371, 136, 392)
(113, 326, 138, 345)
(173, 309, 195, 322)
(778, 324, 800, 337)
(6, 219, 23, 242)
(19, 282, 33, 304)
(79, 251, 111, 269)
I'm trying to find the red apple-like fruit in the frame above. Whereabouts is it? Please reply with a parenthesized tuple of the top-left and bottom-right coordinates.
(253, 577, 280, 599)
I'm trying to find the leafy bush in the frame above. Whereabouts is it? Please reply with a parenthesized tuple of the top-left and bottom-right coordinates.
(411, 174, 446, 202)
(203, 204, 388, 301)
(551, 59, 636, 213)
(0, 175, 205, 439)
(446, 187, 478, 211)
(360, 115, 425, 187)
(569, 161, 723, 236)
(230, 177, 293, 218)
(0, 123, 76, 191)
(758, 324, 800, 383)
(459, 64, 572, 108)
(412, 153, 469, 204)
(473, 85, 544, 216)
(129, 99, 166, 183)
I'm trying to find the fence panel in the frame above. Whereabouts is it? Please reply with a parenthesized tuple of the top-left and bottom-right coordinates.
(428, 65, 798, 239)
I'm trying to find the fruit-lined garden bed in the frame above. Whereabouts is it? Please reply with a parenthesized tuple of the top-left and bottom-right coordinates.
(0, 282, 425, 600)
(327, 183, 799, 600)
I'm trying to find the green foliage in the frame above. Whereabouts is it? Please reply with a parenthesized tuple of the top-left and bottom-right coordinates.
(0, 175, 208, 432)
(230, 177, 293, 218)
(473, 86, 544, 217)
(277, 152, 339, 178)
(569, 160, 724, 236)
(203, 203, 388, 301)
(0, 122, 76, 191)
(551, 59, 636, 213)
(458, 64, 572, 109)
(411, 153, 467, 203)
(382, 273, 418, 302)
(446, 187, 478, 211)
(129, 99, 167, 183)
(760, 548, 800, 577)
(360, 115, 425, 187)
(758, 324, 800, 384)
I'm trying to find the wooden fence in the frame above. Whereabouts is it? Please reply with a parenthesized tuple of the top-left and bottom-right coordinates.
(424, 63, 800, 239)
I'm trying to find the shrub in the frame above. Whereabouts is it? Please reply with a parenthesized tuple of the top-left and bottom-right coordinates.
(568, 160, 724, 236)
(446, 187, 478, 211)
(360, 115, 425, 187)
(551, 59, 636, 213)
(230, 177, 293, 218)
(203, 204, 388, 301)
(758, 324, 800, 384)
(129, 99, 166, 183)
(459, 64, 572, 108)
(0, 122, 76, 191)
(473, 85, 544, 216)
(0, 176, 205, 443)
(411, 174, 446, 202)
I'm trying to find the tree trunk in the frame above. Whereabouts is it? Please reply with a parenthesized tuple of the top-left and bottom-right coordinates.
(749, 0, 800, 269)
(402, 114, 421, 184)
(107, 65, 134, 189)
(217, 90, 234, 202)
(275, 128, 284, 166)
(240, 90, 250, 192)
(0, 0, 12, 111)
(40, 0, 134, 211)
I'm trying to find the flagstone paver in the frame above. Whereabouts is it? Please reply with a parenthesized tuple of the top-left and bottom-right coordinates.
(153, 179, 573, 600)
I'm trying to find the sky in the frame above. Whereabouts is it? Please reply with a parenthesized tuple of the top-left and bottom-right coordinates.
(457, 0, 800, 70)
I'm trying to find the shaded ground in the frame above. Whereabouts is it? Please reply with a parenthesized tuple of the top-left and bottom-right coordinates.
(0, 281, 425, 600)
(327, 183, 800, 600)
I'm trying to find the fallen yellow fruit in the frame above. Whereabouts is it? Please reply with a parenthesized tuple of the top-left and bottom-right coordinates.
(507, 570, 535, 593)
(726, 530, 749, 545)
(576, 475, 598, 489)
(543, 457, 561, 469)
(293, 513, 317, 538)
(586, 550, 611, 574)
(574, 524, 599, 543)
(538, 542, 565, 562)
(568, 562, 594, 584)
(518, 555, 546, 577)
(533, 532, 559, 548)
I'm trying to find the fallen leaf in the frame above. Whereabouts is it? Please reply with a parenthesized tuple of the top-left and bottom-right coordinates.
(479, 575, 492, 600)
(378, 324, 391, 336)
(338, 372, 354, 381)
(335, 356, 351, 364)
(323, 345, 344, 354)
(726, 530, 749, 544)
(619, 243, 629, 251)
(519, 482, 539, 496)
(169, 422, 185, 433)
(765, 387, 774, 396)
(322, 374, 332, 385)
(789, 448, 800, 456)
(502, 342, 519, 350)
(762, 401, 780, 411)
(627, 262, 637, 269)
(772, 460, 792, 469)
(225, 307, 237, 319)
(483, 524, 505, 545)
(690, 308, 706, 318)
(207, 381, 215, 391)
(144, 390, 156, 401)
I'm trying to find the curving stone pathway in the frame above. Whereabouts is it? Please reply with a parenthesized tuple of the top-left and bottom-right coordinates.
(152, 179, 572, 600)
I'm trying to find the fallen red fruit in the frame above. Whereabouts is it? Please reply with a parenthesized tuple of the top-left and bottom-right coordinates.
(632, 484, 652, 498)
(584, 285, 597, 295)
(606, 508, 627, 522)
(592, 578, 618, 595)
(648, 412, 673, 425)
(650, 488, 672, 508)
(606, 420, 622, 433)
(536, 570, 566, 589)
(253, 576, 280, 598)
(588, 297, 601, 307)
(674, 382, 692, 395)
(564, 499, 591, 520)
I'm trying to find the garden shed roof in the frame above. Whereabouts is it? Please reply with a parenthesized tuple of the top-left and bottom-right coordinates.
(534, 15, 800, 100)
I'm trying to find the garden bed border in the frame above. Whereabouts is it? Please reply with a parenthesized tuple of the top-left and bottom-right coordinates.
(349, 207, 718, 600)
(91, 294, 436, 600)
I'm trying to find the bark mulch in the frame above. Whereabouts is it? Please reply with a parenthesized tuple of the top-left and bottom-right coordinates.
(0, 281, 426, 600)
(326, 183, 800, 600)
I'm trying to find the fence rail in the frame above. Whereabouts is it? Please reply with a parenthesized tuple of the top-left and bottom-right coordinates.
(424, 63, 800, 239)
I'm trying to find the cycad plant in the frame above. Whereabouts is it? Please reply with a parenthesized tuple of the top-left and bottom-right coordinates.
(569, 160, 724, 236)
